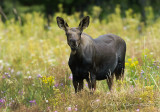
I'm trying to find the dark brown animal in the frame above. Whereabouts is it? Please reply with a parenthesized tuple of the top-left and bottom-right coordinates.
(56, 16, 126, 93)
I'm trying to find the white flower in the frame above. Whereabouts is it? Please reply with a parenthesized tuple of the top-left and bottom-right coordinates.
(28, 76, 32, 79)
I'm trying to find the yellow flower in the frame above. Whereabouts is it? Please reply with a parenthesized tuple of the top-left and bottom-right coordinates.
(41, 76, 55, 86)
(128, 58, 132, 62)
(125, 63, 129, 66)
(135, 61, 139, 65)
(131, 63, 135, 67)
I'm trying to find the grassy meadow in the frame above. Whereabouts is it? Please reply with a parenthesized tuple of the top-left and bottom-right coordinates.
(0, 7, 160, 111)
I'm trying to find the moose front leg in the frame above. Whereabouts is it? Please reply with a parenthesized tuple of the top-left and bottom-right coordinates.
(73, 76, 84, 93)
(73, 77, 78, 93)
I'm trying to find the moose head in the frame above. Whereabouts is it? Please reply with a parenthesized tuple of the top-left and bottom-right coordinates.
(56, 16, 90, 51)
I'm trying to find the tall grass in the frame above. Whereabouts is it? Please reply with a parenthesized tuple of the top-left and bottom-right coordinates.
(0, 6, 160, 111)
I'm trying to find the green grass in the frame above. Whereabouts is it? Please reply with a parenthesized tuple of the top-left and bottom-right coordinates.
(0, 7, 160, 112)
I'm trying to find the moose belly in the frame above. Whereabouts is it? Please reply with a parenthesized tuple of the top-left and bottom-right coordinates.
(94, 62, 118, 80)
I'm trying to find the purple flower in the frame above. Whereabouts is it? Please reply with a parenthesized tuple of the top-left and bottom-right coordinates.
(37, 74, 42, 78)
(61, 83, 63, 86)
(8, 75, 11, 78)
(75, 108, 78, 111)
(29, 100, 36, 104)
(141, 70, 144, 74)
(67, 107, 72, 111)
(55, 83, 59, 87)
(85, 84, 88, 87)
(69, 74, 73, 80)
(69, 76, 72, 80)
(18, 90, 23, 95)
(0, 99, 5, 103)
(157, 66, 159, 69)
(4, 72, 9, 75)
(2, 75, 5, 79)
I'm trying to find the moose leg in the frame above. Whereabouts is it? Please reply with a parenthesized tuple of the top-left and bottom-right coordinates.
(73, 78, 78, 93)
(106, 74, 114, 91)
(73, 76, 84, 93)
(78, 79, 84, 91)
(115, 61, 125, 81)
(86, 73, 96, 92)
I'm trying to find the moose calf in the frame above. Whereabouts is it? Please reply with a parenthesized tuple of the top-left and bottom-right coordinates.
(56, 16, 126, 93)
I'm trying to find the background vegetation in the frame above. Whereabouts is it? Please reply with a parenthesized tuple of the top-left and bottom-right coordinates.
(0, 1, 160, 112)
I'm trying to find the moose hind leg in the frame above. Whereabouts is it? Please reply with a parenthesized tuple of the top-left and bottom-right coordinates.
(106, 74, 114, 91)
(86, 73, 96, 92)
(115, 61, 125, 81)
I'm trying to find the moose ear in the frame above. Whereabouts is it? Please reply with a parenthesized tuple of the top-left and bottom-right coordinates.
(56, 17, 69, 30)
(78, 16, 90, 31)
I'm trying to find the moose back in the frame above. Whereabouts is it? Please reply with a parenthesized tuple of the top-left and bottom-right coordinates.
(56, 16, 126, 93)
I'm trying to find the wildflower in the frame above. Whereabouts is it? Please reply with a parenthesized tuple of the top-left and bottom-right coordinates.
(17, 71, 21, 75)
(54, 111, 58, 112)
(8, 75, 11, 78)
(0, 98, 5, 103)
(46, 100, 48, 103)
(96, 99, 100, 102)
(85, 84, 88, 87)
(18, 90, 23, 95)
(61, 83, 63, 86)
(29, 100, 36, 104)
(131, 63, 135, 67)
(28, 76, 32, 79)
(141, 70, 144, 74)
(0, 65, 3, 70)
(135, 61, 138, 65)
(75, 108, 78, 111)
(8, 67, 11, 71)
(62, 61, 65, 65)
(4, 72, 9, 75)
(125, 62, 129, 66)
(27, 71, 30, 74)
(128, 58, 132, 62)
(55, 83, 59, 87)
(157, 66, 159, 69)
(11, 69, 14, 73)
(67, 107, 72, 111)
(0, 60, 3, 64)
(136, 109, 140, 111)
(69, 75, 72, 80)
(37, 74, 42, 78)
